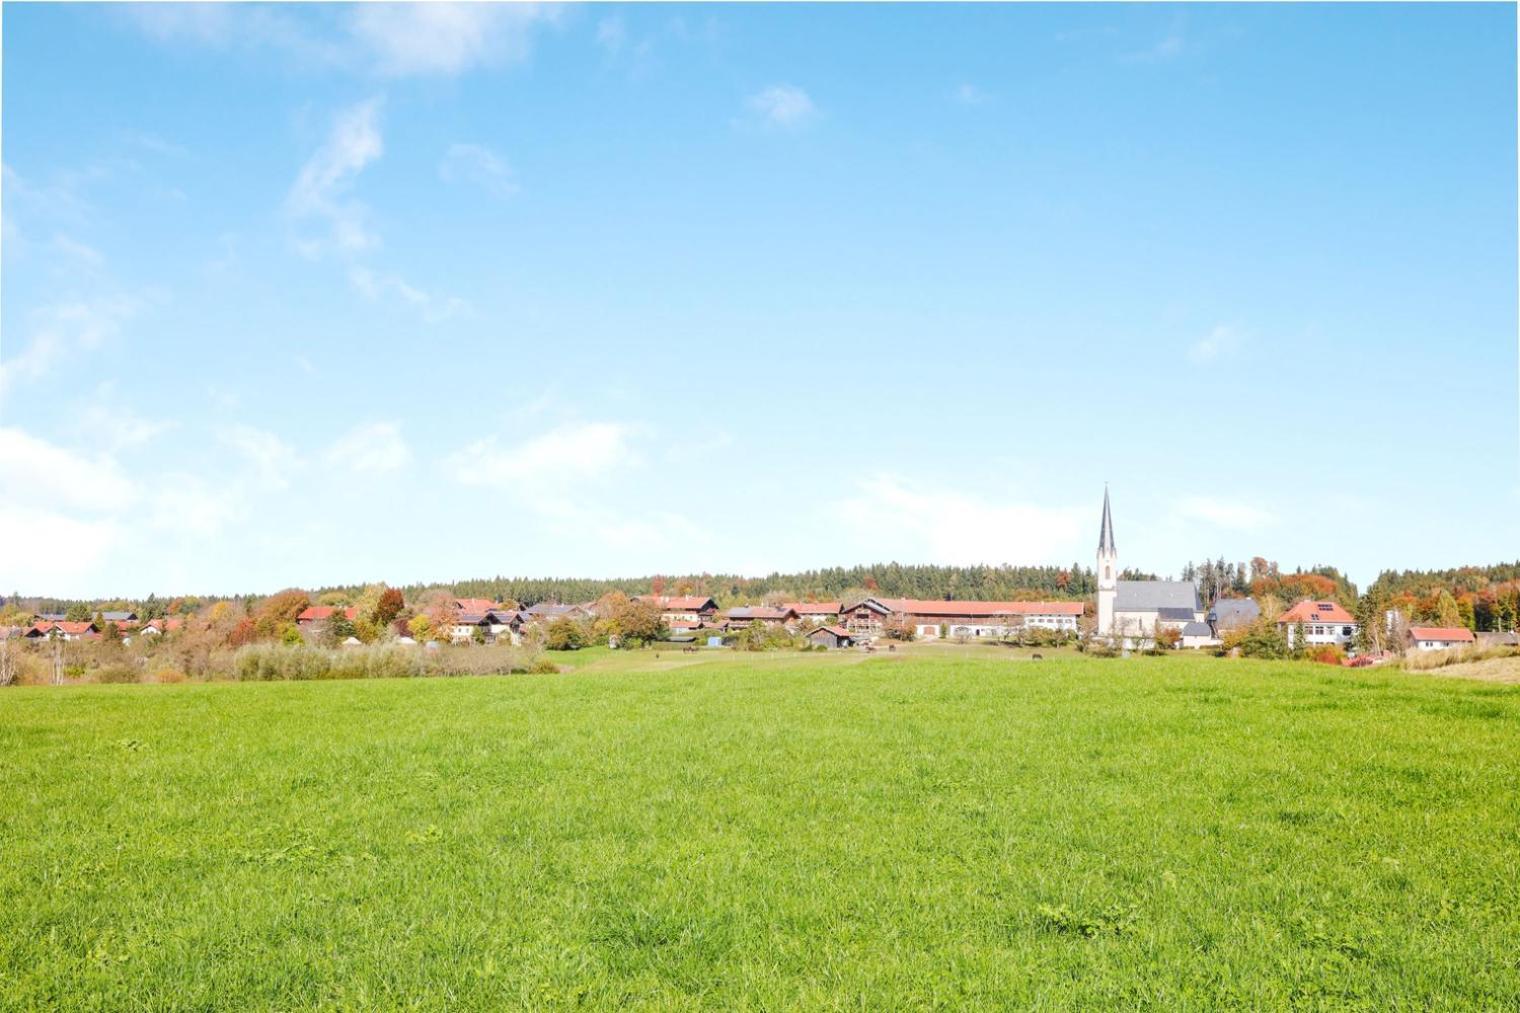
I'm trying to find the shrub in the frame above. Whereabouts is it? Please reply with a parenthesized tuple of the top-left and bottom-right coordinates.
(94, 664, 140, 684)
(1305, 645, 1346, 666)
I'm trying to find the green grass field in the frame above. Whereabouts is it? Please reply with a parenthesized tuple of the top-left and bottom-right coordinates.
(3, 652, 1518, 1008)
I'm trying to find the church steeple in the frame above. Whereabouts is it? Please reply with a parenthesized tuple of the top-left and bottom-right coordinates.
(1098, 485, 1116, 555)
(1096, 486, 1117, 638)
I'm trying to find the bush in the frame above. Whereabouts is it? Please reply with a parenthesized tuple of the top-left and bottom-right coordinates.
(94, 664, 140, 684)
(1305, 645, 1346, 666)
(544, 617, 590, 651)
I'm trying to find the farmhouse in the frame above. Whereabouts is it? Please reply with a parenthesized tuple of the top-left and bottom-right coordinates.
(523, 602, 592, 623)
(785, 602, 842, 624)
(722, 606, 799, 627)
(880, 598, 1082, 640)
(1277, 600, 1358, 649)
(453, 598, 500, 613)
(635, 595, 719, 625)
(840, 598, 892, 638)
(1407, 626, 1475, 651)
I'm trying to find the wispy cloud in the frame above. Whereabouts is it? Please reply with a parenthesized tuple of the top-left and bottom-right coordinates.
(439, 143, 517, 198)
(221, 425, 301, 492)
(125, 3, 556, 79)
(445, 421, 638, 492)
(833, 475, 1086, 565)
(1175, 495, 1276, 532)
(327, 421, 412, 474)
(747, 84, 817, 128)
(953, 82, 992, 106)
(0, 297, 139, 392)
(287, 98, 384, 256)
(348, 266, 468, 323)
(349, 3, 558, 77)
(1187, 324, 1241, 363)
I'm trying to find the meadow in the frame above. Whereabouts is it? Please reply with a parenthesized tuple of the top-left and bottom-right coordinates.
(1, 650, 1517, 1009)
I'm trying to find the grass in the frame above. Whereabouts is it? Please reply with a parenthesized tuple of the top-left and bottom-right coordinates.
(2, 652, 1517, 1008)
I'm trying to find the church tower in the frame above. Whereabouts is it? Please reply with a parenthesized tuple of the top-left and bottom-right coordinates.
(1096, 486, 1117, 638)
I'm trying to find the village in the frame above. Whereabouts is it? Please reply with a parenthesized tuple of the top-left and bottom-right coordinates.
(8, 491, 1514, 664)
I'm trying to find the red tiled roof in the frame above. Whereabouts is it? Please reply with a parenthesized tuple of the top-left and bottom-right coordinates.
(1409, 626, 1474, 643)
(297, 606, 358, 622)
(453, 598, 498, 613)
(29, 621, 98, 635)
(785, 602, 841, 615)
(724, 606, 798, 621)
(637, 595, 716, 611)
(1276, 600, 1355, 625)
(878, 598, 1084, 618)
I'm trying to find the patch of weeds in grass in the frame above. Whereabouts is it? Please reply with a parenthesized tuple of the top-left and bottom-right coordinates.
(1035, 901, 1138, 938)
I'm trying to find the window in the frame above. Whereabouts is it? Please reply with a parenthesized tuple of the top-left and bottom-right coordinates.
(1341, 626, 1352, 637)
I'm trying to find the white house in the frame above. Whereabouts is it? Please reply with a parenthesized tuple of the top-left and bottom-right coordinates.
(1407, 626, 1475, 651)
(1277, 600, 1358, 649)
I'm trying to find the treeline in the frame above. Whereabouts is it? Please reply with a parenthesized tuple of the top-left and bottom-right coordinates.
(407, 563, 1101, 607)
(1179, 558, 1358, 609)
(1365, 562, 1520, 633)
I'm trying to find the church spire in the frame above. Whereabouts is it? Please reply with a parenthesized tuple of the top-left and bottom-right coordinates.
(1098, 485, 1116, 555)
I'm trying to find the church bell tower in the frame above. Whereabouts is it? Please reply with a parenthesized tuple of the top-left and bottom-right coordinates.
(1096, 486, 1117, 638)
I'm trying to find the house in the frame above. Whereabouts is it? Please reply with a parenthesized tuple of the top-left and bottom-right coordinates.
(1476, 630, 1520, 648)
(523, 603, 592, 623)
(785, 602, 842, 624)
(101, 610, 139, 625)
(25, 621, 99, 641)
(1094, 488, 1214, 648)
(807, 625, 855, 649)
(840, 598, 893, 639)
(635, 595, 719, 625)
(453, 598, 501, 613)
(138, 617, 184, 636)
(1407, 626, 1475, 651)
(1276, 600, 1358, 649)
(296, 606, 358, 627)
(722, 606, 799, 627)
(1206, 598, 1260, 634)
(877, 598, 1083, 640)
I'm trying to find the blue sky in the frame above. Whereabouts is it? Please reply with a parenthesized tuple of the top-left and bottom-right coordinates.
(2, 3, 1516, 598)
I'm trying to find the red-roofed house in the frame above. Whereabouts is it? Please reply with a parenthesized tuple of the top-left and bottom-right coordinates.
(721, 606, 799, 627)
(879, 598, 1084, 640)
(1276, 600, 1358, 649)
(634, 595, 719, 625)
(296, 606, 359, 627)
(784, 602, 842, 623)
(1408, 626, 1476, 651)
(453, 598, 501, 613)
(25, 620, 99, 641)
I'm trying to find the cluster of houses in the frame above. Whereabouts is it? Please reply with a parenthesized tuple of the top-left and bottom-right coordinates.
(6, 491, 1511, 657)
(6, 612, 182, 642)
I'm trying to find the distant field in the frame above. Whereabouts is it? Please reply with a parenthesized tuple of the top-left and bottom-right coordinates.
(2, 653, 1517, 1008)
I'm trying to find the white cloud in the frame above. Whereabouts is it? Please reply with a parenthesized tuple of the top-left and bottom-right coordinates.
(349, 3, 557, 77)
(439, 143, 518, 198)
(0, 426, 138, 514)
(287, 98, 384, 256)
(328, 421, 412, 474)
(347, 266, 467, 322)
(76, 388, 177, 451)
(595, 16, 627, 55)
(1175, 496, 1276, 532)
(445, 422, 637, 491)
(954, 83, 991, 106)
(834, 475, 1087, 565)
(748, 85, 816, 128)
(0, 297, 138, 391)
(1188, 324, 1240, 363)
(221, 425, 301, 492)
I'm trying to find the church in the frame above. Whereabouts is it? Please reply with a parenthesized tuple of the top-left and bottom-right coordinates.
(1095, 488, 1217, 649)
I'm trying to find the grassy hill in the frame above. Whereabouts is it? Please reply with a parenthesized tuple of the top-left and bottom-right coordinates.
(2, 652, 1517, 1007)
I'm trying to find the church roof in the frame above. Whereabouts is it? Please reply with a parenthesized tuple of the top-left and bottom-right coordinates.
(1098, 487, 1116, 554)
(1114, 580, 1201, 612)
